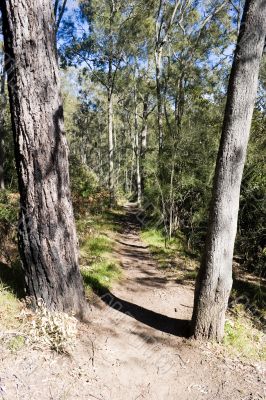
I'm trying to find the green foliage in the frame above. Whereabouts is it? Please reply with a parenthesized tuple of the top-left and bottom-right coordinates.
(237, 132, 266, 276)
(230, 275, 266, 327)
(80, 234, 112, 261)
(224, 314, 266, 361)
(59, 1, 259, 275)
(7, 335, 25, 353)
(82, 260, 121, 294)
(140, 227, 198, 273)
(141, 93, 265, 277)
(1, 99, 17, 190)
(141, 228, 185, 254)
(0, 192, 20, 265)
(0, 282, 21, 329)
(0, 190, 18, 224)
(77, 211, 122, 295)
(70, 155, 99, 198)
(69, 155, 110, 214)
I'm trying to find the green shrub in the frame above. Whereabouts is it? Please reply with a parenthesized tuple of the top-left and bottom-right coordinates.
(0, 190, 18, 225)
(224, 314, 266, 361)
(82, 260, 121, 294)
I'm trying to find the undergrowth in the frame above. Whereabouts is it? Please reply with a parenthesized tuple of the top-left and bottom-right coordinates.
(26, 301, 78, 354)
(141, 227, 266, 362)
(0, 196, 123, 352)
(140, 227, 198, 281)
(0, 282, 21, 330)
(1, 196, 264, 361)
(224, 308, 266, 361)
(77, 210, 122, 296)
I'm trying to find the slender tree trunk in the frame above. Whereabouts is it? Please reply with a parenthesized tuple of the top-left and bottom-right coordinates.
(154, 0, 181, 152)
(140, 99, 148, 156)
(107, 3, 116, 207)
(135, 122, 141, 206)
(140, 95, 148, 195)
(80, 134, 87, 165)
(175, 74, 185, 134)
(125, 168, 128, 193)
(169, 160, 175, 240)
(0, 55, 6, 190)
(54, 0, 68, 32)
(0, 0, 87, 317)
(133, 82, 142, 206)
(191, 0, 266, 341)
(155, 47, 163, 152)
(97, 124, 103, 179)
(130, 140, 134, 195)
(108, 90, 115, 206)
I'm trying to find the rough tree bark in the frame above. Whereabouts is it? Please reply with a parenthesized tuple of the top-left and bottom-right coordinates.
(0, 0, 87, 317)
(191, 0, 266, 341)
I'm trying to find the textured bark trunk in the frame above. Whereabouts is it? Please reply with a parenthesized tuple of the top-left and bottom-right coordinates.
(191, 0, 266, 341)
(108, 91, 115, 206)
(1, 0, 86, 317)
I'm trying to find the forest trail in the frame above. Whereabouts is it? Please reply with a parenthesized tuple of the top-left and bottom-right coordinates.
(0, 205, 265, 400)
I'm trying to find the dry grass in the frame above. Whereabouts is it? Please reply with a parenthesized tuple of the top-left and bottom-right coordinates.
(24, 300, 78, 354)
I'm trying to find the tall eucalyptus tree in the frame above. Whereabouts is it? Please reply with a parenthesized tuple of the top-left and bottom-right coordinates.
(191, 0, 266, 341)
(0, 0, 86, 316)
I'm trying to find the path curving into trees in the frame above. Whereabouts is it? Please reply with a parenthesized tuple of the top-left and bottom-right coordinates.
(0, 204, 264, 399)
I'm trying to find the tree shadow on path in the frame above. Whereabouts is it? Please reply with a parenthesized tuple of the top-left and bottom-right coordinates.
(84, 275, 190, 338)
(85, 203, 191, 338)
(103, 291, 190, 337)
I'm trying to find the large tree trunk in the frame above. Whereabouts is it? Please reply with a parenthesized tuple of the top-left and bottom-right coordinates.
(1, 0, 87, 317)
(191, 0, 266, 341)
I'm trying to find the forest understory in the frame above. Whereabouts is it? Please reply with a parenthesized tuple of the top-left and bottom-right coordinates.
(0, 203, 265, 400)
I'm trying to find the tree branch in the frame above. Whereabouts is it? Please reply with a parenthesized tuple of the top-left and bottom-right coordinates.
(56, 0, 68, 32)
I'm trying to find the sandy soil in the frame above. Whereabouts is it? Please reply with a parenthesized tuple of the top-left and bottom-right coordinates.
(0, 205, 265, 400)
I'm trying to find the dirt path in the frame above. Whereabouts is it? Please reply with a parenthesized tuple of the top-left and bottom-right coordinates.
(0, 205, 265, 399)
